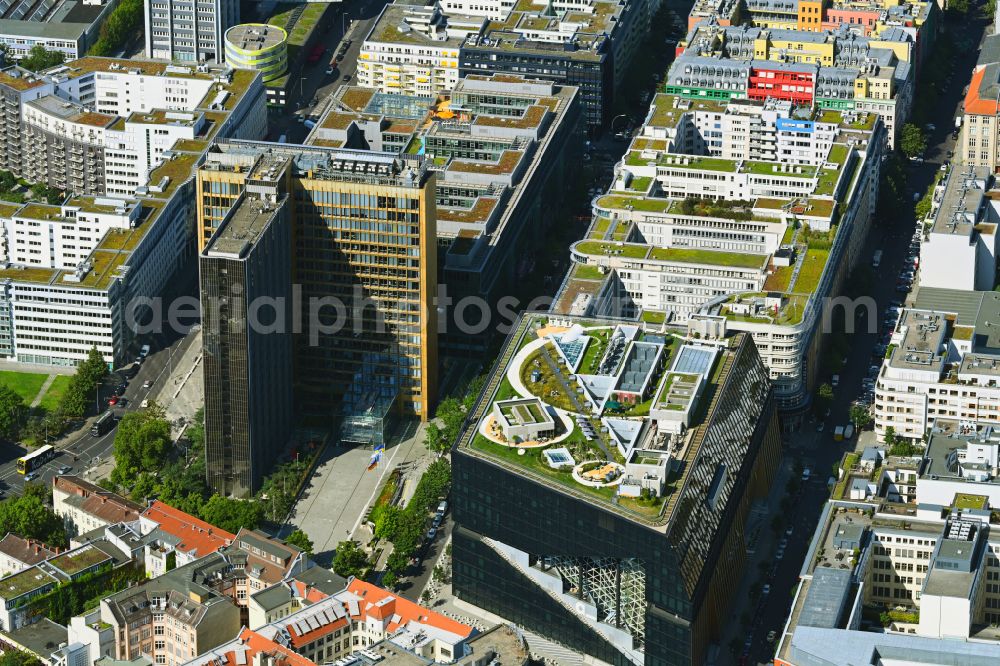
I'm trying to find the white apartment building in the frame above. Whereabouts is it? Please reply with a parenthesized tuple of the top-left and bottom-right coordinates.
(874, 294, 1000, 443)
(0, 155, 198, 367)
(1, 197, 140, 269)
(557, 95, 885, 411)
(144, 0, 239, 63)
(918, 164, 999, 292)
(359, 2, 483, 96)
(104, 110, 206, 196)
(777, 502, 1000, 665)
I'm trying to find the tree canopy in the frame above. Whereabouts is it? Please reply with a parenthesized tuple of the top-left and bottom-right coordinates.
(111, 402, 171, 488)
(19, 45, 64, 72)
(332, 540, 368, 578)
(199, 494, 264, 534)
(0, 384, 27, 439)
(285, 529, 314, 555)
(0, 493, 67, 547)
(899, 124, 927, 159)
(60, 346, 107, 418)
(88, 0, 142, 57)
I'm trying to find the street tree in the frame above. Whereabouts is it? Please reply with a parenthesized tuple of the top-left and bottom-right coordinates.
(332, 540, 368, 578)
(899, 124, 927, 159)
(0, 384, 27, 439)
(285, 529, 314, 555)
(850, 404, 872, 429)
(111, 403, 170, 487)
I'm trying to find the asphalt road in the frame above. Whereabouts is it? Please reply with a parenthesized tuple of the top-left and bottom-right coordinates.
(740, 13, 988, 665)
(271, 0, 390, 144)
(0, 331, 199, 497)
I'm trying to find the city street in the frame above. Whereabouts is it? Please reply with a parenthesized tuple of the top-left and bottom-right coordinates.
(730, 12, 989, 665)
(270, 0, 389, 143)
(0, 331, 199, 497)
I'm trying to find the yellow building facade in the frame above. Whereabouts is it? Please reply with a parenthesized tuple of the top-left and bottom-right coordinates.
(197, 143, 438, 420)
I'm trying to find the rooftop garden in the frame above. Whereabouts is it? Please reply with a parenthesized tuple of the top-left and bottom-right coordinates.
(146, 153, 198, 197)
(669, 197, 778, 223)
(648, 247, 767, 269)
(744, 161, 817, 178)
(661, 155, 737, 173)
(793, 248, 830, 294)
(1, 567, 57, 598)
(954, 493, 988, 511)
(0, 266, 57, 284)
(50, 546, 109, 576)
(575, 241, 649, 259)
(573, 264, 606, 280)
(627, 176, 653, 193)
(828, 144, 849, 165)
(170, 138, 208, 153)
(340, 88, 375, 112)
(625, 151, 653, 167)
(814, 167, 841, 197)
(641, 310, 666, 324)
(597, 195, 671, 213)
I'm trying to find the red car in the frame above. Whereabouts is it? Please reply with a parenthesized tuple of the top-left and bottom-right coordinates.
(108, 396, 118, 406)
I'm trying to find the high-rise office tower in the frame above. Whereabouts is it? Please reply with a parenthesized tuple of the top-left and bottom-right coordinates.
(198, 141, 437, 441)
(145, 0, 239, 63)
(452, 317, 782, 665)
(200, 175, 292, 497)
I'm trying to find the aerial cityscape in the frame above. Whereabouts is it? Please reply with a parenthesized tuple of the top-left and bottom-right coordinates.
(0, 0, 984, 663)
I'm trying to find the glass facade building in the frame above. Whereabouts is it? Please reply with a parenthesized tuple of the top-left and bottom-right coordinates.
(201, 191, 292, 497)
(453, 327, 783, 665)
(197, 142, 438, 422)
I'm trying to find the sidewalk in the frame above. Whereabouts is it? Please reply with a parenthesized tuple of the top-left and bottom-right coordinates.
(155, 329, 203, 438)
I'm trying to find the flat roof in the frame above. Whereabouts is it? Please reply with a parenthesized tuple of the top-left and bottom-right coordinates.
(204, 196, 285, 259)
(797, 567, 851, 629)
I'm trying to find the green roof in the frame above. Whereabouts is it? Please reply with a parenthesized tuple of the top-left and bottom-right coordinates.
(575, 241, 649, 259)
(0, 567, 57, 599)
(596, 195, 671, 213)
(648, 247, 767, 269)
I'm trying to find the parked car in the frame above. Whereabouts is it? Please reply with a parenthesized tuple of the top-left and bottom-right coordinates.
(108, 396, 118, 406)
(142, 380, 152, 389)
(140, 344, 151, 357)
(141, 399, 150, 408)
(58, 465, 72, 474)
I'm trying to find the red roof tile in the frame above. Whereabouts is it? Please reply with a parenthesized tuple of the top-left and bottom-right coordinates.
(142, 501, 234, 557)
(233, 629, 316, 666)
(347, 580, 472, 636)
(966, 67, 999, 116)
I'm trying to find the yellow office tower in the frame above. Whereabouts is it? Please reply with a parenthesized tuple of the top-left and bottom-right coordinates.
(197, 141, 437, 422)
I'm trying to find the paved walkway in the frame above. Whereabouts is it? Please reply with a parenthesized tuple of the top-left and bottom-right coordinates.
(29, 374, 57, 408)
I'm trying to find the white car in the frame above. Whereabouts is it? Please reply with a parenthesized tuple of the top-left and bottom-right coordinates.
(143, 380, 152, 389)
(141, 399, 150, 408)
(801, 468, 812, 481)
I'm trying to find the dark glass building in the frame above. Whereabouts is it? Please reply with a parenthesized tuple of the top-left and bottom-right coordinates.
(201, 187, 292, 497)
(452, 317, 782, 665)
